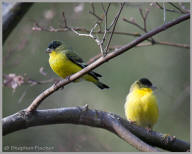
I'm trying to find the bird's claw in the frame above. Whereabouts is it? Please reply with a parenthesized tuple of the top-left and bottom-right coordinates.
(129, 120, 137, 125)
(54, 79, 61, 86)
(60, 86, 65, 90)
(53, 79, 65, 90)
(82, 104, 89, 112)
(102, 51, 108, 57)
(65, 75, 71, 81)
(162, 134, 176, 144)
(145, 127, 152, 134)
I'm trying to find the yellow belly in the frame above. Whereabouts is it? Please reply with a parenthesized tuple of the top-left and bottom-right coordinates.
(124, 89, 159, 128)
(48, 51, 97, 82)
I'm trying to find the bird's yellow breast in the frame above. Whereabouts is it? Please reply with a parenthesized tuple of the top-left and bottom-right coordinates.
(49, 51, 81, 78)
(124, 88, 159, 128)
(48, 51, 97, 82)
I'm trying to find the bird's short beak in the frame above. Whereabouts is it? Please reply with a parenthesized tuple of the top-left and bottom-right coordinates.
(46, 48, 52, 53)
(151, 85, 157, 91)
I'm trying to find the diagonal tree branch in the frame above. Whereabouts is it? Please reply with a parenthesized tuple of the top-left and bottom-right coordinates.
(3, 106, 189, 152)
(26, 13, 190, 113)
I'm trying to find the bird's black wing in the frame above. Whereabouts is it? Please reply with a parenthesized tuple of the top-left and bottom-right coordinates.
(65, 48, 84, 63)
(65, 49, 102, 78)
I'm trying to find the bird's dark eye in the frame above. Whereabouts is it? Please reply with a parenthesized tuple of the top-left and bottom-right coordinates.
(139, 78, 152, 87)
(48, 41, 62, 49)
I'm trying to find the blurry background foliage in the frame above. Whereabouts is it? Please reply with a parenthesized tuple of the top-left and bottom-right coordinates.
(3, 2, 190, 152)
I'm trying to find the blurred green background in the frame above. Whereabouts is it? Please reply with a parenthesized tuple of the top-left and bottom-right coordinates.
(3, 2, 190, 152)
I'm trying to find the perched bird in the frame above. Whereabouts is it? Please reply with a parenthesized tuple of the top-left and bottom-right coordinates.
(124, 78, 159, 129)
(46, 40, 109, 89)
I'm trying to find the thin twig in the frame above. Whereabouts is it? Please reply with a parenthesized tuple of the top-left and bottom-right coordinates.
(179, 3, 190, 13)
(138, 8, 150, 32)
(105, 2, 125, 54)
(155, 41, 190, 48)
(89, 11, 103, 21)
(62, 11, 68, 29)
(91, 3, 95, 13)
(26, 78, 58, 85)
(71, 23, 106, 55)
(100, 3, 111, 46)
(89, 4, 103, 22)
(144, 9, 149, 31)
(101, 3, 105, 13)
(168, 2, 186, 14)
(139, 8, 145, 23)
(138, 8, 155, 43)
(109, 41, 190, 49)
(122, 17, 154, 43)
(155, 2, 181, 14)
(109, 42, 153, 50)
(123, 17, 145, 32)
(163, 2, 166, 23)
(71, 23, 97, 38)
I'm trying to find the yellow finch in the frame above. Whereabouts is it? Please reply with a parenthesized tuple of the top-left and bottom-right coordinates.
(46, 40, 109, 89)
(124, 78, 159, 129)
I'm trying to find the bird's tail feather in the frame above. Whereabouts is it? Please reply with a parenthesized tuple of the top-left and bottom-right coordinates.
(92, 71, 102, 77)
(88, 71, 102, 78)
(94, 81, 109, 89)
